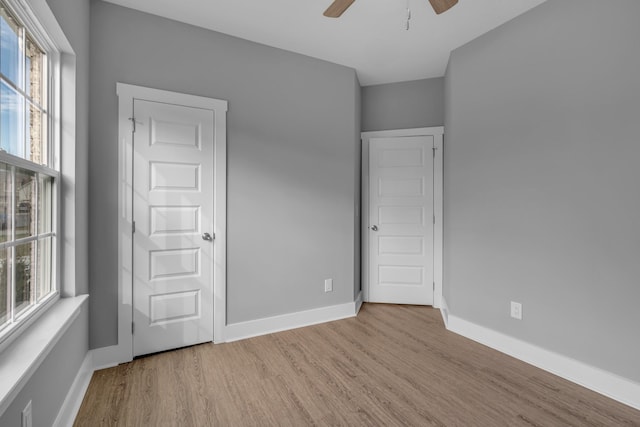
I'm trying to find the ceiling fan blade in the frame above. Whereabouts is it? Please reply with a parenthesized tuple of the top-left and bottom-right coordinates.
(323, 0, 356, 18)
(428, 0, 458, 14)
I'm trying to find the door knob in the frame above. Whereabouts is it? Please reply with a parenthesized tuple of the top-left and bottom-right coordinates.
(202, 232, 213, 241)
(370, 225, 378, 231)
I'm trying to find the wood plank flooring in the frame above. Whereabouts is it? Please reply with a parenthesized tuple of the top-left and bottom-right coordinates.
(74, 304, 640, 426)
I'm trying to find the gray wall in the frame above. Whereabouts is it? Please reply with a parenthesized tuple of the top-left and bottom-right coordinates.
(0, 303, 89, 427)
(361, 78, 444, 132)
(353, 75, 362, 297)
(89, 1, 360, 347)
(445, 0, 640, 382)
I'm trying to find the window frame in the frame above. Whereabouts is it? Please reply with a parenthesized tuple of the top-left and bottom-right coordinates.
(0, 0, 60, 352)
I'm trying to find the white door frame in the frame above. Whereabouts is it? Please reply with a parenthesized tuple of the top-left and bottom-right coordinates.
(361, 127, 443, 308)
(113, 83, 228, 363)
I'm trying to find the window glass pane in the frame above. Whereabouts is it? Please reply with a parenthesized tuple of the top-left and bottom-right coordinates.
(38, 174, 51, 233)
(14, 240, 34, 317)
(36, 236, 50, 301)
(0, 163, 10, 242)
(25, 37, 43, 104)
(0, 4, 22, 88)
(1, 79, 25, 157)
(27, 102, 43, 163)
(14, 167, 34, 238)
(0, 247, 8, 326)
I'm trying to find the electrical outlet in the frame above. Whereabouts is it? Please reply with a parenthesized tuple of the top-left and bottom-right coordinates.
(22, 400, 32, 427)
(324, 278, 333, 292)
(510, 301, 523, 320)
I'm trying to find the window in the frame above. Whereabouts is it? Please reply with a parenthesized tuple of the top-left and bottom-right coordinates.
(0, 0, 57, 342)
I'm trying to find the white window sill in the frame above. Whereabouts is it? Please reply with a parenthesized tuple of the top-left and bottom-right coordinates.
(0, 295, 88, 416)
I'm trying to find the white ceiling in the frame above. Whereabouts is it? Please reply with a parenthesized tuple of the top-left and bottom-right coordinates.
(102, 0, 547, 86)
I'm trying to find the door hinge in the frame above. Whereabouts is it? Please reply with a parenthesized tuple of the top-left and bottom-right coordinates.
(433, 215, 435, 225)
(433, 282, 435, 291)
(129, 117, 137, 133)
(433, 147, 436, 158)
(132, 221, 136, 233)
(132, 322, 135, 334)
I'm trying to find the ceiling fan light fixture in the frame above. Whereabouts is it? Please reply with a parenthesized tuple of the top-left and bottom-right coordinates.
(322, 0, 458, 20)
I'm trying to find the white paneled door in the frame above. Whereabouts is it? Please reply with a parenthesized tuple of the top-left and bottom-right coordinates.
(368, 136, 434, 305)
(132, 99, 215, 357)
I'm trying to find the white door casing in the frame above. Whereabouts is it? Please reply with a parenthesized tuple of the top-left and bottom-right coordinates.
(114, 84, 227, 363)
(361, 128, 443, 307)
(132, 100, 215, 356)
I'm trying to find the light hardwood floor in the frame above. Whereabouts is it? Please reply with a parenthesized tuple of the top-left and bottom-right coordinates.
(75, 304, 640, 426)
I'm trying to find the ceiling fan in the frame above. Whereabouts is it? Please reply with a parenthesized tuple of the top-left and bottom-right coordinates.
(323, 0, 458, 18)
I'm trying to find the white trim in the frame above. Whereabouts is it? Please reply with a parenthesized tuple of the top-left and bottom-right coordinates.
(0, 294, 58, 354)
(91, 344, 124, 371)
(361, 138, 370, 302)
(212, 93, 228, 344)
(447, 315, 640, 411)
(5, 0, 68, 53)
(52, 350, 94, 427)
(25, 1, 72, 52)
(115, 83, 228, 363)
(224, 301, 360, 343)
(439, 296, 449, 328)
(361, 127, 444, 139)
(354, 291, 364, 314)
(360, 127, 444, 307)
(433, 133, 443, 308)
(0, 295, 87, 416)
(0, 152, 59, 177)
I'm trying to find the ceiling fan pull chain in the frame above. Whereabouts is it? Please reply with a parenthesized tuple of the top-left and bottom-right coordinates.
(406, 0, 411, 30)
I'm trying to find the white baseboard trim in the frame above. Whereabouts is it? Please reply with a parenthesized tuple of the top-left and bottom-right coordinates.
(53, 345, 129, 426)
(53, 350, 94, 427)
(224, 300, 360, 343)
(447, 315, 640, 411)
(439, 297, 449, 328)
(355, 291, 364, 314)
(91, 344, 126, 371)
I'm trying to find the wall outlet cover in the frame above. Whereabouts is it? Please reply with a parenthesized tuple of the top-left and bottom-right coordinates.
(324, 278, 333, 292)
(22, 400, 33, 427)
(510, 301, 523, 320)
